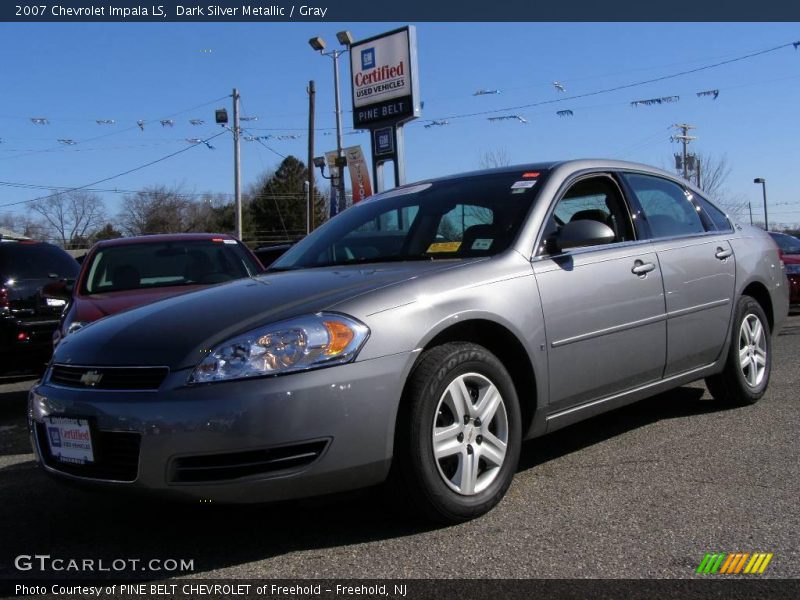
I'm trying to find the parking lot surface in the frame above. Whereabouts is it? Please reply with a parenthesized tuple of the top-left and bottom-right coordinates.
(0, 316, 798, 579)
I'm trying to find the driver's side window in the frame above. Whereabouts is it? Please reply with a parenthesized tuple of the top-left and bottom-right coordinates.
(538, 175, 633, 255)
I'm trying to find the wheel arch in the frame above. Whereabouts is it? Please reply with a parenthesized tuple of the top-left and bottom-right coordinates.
(398, 318, 540, 443)
(741, 280, 775, 332)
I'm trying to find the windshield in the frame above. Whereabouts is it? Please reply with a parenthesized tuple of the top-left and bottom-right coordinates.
(270, 171, 547, 271)
(81, 239, 260, 294)
(770, 232, 800, 254)
(0, 243, 79, 281)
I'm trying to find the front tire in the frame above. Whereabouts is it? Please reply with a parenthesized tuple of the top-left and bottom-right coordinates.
(705, 295, 771, 406)
(392, 343, 522, 523)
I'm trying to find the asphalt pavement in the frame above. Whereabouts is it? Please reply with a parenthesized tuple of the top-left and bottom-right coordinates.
(0, 316, 797, 580)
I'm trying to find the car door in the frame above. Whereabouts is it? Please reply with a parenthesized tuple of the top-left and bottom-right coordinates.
(621, 173, 736, 377)
(531, 173, 667, 415)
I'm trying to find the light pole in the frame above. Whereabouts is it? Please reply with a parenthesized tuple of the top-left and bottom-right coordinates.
(753, 178, 768, 231)
(309, 31, 353, 215)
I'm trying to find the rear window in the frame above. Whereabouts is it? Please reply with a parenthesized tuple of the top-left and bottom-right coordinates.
(623, 173, 706, 239)
(82, 239, 259, 294)
(0, 243, 79, 281)
(770, 233, 800, 254)
(695, 195, 733, 232)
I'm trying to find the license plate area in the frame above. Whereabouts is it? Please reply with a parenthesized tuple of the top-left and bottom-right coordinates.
(45, 417, 94, 464)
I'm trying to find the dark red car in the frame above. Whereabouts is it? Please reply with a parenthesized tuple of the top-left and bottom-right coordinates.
(47, 233, 264, 347)
(769, 231, 800, 309)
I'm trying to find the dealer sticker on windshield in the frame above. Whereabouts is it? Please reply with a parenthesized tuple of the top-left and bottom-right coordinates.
(511, 180, 537, 189)
(46, 417, 94, 464)
(427, 241, 461, 253)
(471, 238, 493, 251)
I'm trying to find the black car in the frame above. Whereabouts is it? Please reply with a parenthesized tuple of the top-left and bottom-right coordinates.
(253, 243, 294, 267)
(0, 240, 79, 372)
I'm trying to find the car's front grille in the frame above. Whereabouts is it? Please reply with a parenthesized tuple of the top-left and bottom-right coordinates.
(36, 423, 141, 482)
(49, 364, 169, 390)
(170, 440, 329, 483)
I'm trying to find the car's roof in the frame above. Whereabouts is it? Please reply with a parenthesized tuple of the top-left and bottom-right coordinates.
(94, 233, 237, 248)
(413, 159, 682, 186)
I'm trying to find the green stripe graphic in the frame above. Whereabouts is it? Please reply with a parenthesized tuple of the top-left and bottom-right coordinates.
(710, 553, 727, 573)
(696, 554, 712, 573)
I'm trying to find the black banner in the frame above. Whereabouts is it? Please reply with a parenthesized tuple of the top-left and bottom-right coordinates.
(3, 579, 800, 600)
(2, 0, 800, 22)
(354, 97, 415, 129)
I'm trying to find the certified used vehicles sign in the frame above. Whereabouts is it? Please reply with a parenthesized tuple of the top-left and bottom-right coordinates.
(46, 417, 94, 464)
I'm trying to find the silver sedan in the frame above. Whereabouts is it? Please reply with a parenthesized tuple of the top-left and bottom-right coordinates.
(29, 160, 789, 522)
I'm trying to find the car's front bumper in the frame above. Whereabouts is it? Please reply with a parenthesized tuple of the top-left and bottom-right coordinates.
(0, 317, 58, 367)
(29, 351, 415, 503)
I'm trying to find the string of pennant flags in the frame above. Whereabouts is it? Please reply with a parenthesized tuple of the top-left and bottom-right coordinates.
(424, 86, 723, 128)
(0, 81, 754, 148)
(0, 82, 741, 148)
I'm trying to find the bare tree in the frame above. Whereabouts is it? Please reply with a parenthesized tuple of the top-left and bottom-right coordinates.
(478, 147, 512, 170)
(29, 190, 107, 248)
(0, 213, 28, 237)
(118, 186, 194, 235)
(695, 153, 731, 201)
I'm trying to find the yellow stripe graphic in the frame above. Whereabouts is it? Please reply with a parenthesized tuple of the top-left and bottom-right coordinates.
(758, 553, 774, 574)
(743, 554, 761, 574)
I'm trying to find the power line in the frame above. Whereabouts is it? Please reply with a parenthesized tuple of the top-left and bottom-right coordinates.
(0, 130, 227, 210)
(0, 95, 230, 161)
(425, 41, 798, 123)
(0, 180, 234, 198)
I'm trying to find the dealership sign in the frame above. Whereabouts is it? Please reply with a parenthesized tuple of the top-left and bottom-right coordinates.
(350, 26, 420, 128)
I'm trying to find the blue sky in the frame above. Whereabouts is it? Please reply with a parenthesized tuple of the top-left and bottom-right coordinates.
(1, 22, 798, 226)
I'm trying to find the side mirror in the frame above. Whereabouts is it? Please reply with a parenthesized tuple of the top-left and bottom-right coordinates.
(556, 220, 615, 252)
(42, 279, 74, 300)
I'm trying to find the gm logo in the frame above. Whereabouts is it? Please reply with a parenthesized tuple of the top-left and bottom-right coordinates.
(47, 427, 61, 448)
(696, 552, 774, 575)
(361, 48, 375, 70)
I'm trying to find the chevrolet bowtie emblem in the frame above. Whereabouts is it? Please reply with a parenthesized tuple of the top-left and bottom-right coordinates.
(80, 370, 103, 387)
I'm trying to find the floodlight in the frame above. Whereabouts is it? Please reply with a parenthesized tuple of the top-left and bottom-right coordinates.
(336, 31, 354, 46)
(308, 37, 326, 51)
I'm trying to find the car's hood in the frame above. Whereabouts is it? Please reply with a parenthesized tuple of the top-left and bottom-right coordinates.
(74, 285, 205, 322)
(54, 261, 461, 370)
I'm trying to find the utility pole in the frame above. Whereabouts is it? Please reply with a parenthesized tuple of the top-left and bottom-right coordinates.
(696, 158, 701, 189)
(748, 202, 754, 225)
(672, 123, 696, 181)
(232, 88, 242, 241)
(332, 50, 346, 211)
(753, 178, 769, 231)
(307, 80, 315, 234)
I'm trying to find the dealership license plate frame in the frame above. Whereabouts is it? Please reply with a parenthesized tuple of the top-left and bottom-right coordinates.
(45, 416, 95, 465)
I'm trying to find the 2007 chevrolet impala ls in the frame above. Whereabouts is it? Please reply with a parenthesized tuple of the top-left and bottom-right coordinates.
(30, 160, 789, 522)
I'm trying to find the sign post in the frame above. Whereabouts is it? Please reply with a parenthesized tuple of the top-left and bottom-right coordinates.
(349, 26, 420, 193)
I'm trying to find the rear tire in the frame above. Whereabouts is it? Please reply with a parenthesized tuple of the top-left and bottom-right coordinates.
(390, 342, 521, 523)
(705, 295, 771, 406)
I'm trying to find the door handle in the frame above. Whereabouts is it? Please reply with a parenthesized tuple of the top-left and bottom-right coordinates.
(715, 247, 732, 260)
(631, 260, 656, 276)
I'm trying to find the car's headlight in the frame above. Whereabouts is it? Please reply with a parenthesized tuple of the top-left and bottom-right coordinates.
(785, 264, 800, 275)
(189, 312, 370, 384)
(66, 321, 86, 335)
